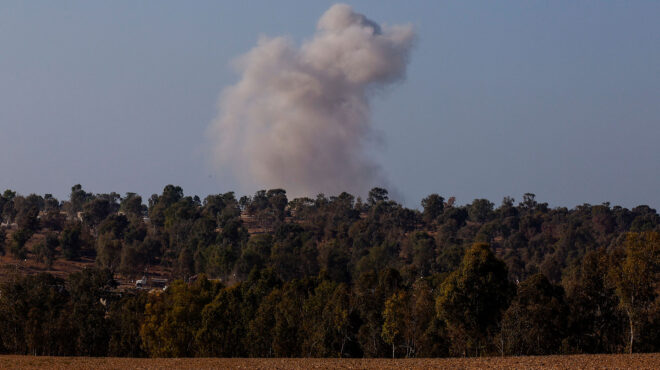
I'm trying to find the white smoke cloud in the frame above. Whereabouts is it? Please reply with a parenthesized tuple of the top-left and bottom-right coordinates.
(208, 4, 415, 198)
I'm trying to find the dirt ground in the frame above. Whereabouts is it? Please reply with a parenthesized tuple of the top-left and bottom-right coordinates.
(0, 353, 658, 369)
(0, 228, 171, 288)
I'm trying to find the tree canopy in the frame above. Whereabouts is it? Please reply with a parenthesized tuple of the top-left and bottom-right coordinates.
(0, 185, 658, 357)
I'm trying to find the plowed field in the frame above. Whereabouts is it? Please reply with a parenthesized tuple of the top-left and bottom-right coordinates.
(1, 353, 658, 369)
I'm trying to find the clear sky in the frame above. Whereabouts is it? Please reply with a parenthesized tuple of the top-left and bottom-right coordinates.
(1, 1, 659, 208)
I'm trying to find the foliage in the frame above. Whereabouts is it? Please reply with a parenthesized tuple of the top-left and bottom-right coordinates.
(607, 232, 660, 353)
(0, 185, 659, 358)
(140, 276, 221, 357)
(60, 223, 84, 260)
(500, 274, 569, 355)
(436, 243, 514, 356)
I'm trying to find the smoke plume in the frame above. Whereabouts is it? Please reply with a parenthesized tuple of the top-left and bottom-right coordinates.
(209, 4, 415, 197)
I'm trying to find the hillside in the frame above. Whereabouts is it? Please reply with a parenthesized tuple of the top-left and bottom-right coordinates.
(0, 185, 658, 358)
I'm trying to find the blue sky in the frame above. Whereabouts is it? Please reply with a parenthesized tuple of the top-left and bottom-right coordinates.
(1, 1, 659, 208)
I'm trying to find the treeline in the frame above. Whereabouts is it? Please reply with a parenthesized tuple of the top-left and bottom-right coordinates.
(0, 185, 658, 357)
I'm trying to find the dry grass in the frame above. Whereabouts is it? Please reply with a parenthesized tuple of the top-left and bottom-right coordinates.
(0, 354, 658, 369)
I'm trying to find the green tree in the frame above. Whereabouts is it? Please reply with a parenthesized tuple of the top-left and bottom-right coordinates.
(96, 232, 123, 271)
(246, 288, 281, 357)
(267, 188, 288, 221)
(195, 285, 245, 357)
(468, 199, 494, 223)
(10, 228, 32, 259)
(66, 268, 116, 356)
(500, 274, 569, 355)
(107, 292, 148, 357)
(410, 232, 436, 277)
(354, 269, 401, 357)
(563, 249, 624, 353)
(271, 278, 316, 356)
(120, 193, 145, 218)
(33, 232, 59, 268)
(367, 187, 389, 206)
(15, 204, 40, 233)
(298, 278, 356, 358)
(0, 274, 70, 356)
(436, 243, 514, 356)
(608, 232, 660, 353)
(382, 291, 407, 358)
(412, 279, 448, 357)
(326, 283, 355, 357)
(300, 279, 338, 357)
(236, 234, 272, 277)
(140, 276, 220, 357)
(83, 197, 117, 229)
(1, 190, 17, 224)
(421, 194, 444, 225)
(67, 184, 93, 219)
(148, 185, 184, 228)
(43, 193, 59, 212)
(60, 223, 83, 260)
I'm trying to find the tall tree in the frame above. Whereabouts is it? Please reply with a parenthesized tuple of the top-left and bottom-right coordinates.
(421, 194, 444, 225)
(500, 274, 569, 355)
(608, 232, 660, 353)
(436, 243, 514, 356)
(120, 193, 145, 218)
(140, 276, 220, 357)
(563, 249, 624, 353)
(367, 187, 389, 206)
(382, 291, 407, 358)
(60, 223, 83, 260)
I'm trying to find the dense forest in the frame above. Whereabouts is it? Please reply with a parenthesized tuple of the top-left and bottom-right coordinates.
(0, 185, 658, 357)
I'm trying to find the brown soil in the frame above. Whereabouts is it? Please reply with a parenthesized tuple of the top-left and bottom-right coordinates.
(0, 252, 96, 282)
(0, 228, 172, 287)
(0, 353, 658, 369)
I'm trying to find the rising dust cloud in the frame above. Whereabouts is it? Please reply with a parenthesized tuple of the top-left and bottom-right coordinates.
(208, 4, 415, 198)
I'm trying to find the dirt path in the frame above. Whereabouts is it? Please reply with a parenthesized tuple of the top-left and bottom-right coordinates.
(1, 353, 659, 369)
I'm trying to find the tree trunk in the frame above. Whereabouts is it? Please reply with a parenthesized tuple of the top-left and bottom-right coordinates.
(628, 313, 634, 354)
(500, 333, 504, 357)
(340, 336, 346, 358)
